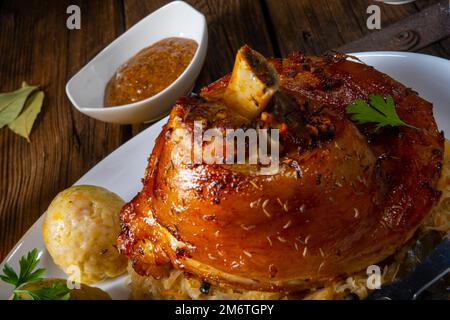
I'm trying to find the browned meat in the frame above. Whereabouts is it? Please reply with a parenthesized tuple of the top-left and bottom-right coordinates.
(118, 48, 444, 292)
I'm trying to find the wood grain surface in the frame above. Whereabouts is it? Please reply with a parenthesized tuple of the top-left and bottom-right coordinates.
(0, 0, 448, 261)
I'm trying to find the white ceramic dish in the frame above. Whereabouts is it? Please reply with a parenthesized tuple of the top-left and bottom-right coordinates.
(66, 1, 207, 124)
(1, 52, 449, 300)
(375, 0, 417, 4)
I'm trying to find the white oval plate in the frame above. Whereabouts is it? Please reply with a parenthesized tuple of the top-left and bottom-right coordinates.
(1, 52, 449, 300)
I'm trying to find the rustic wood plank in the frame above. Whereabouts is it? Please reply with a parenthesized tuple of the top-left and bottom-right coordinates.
(418, 38, 450, 59)
(415, 0, 450, 58)
(415, 0, 450, 60)
(339, 0, 450, 59)
(264, 0, 427, 55)
(0, 0, 125, 261)
(264, 0, 355, 55)
(437, 37, 450, 57)
(336, 1, 450, 53)
(122, 0, 275, 135)
(413, 0, 443, 10)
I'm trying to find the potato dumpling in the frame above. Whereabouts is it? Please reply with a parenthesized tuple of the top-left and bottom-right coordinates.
(13, 278, 111, 300)
(43, 185, 127, 284)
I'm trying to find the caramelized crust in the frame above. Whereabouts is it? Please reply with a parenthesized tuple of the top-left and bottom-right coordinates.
(118, 53, 444, 292)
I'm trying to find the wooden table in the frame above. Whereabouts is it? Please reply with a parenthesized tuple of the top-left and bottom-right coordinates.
(1, 0, 449, 261)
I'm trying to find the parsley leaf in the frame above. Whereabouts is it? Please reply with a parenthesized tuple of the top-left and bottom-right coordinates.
(346, 94, 419, 131)
(1, 249, 71, 300)
(14, 282, 71, 300)
(1, 249, 45, 288)
(0, 263, 19, 286)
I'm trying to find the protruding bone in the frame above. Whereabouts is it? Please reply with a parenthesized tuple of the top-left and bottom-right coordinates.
(222, 45, 279, 120)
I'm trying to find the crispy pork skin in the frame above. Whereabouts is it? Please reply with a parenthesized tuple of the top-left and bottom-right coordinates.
(118, 49, 444, 292)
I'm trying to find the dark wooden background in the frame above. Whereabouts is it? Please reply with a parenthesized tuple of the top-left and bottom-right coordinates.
(0, 0, 449, 261)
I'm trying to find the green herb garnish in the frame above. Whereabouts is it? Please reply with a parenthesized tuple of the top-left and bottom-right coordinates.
(8, 91, 45, 142)
(0, 82, 37, 128)
(0, 82, 45, 142)
(13, 282, 71, 300)
(0, 249, 45, 287)
(346, 94, 419, 131)
(0, 249, 70, 300)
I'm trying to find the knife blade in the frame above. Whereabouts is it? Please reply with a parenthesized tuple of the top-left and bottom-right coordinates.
(365, 238, 450, 300)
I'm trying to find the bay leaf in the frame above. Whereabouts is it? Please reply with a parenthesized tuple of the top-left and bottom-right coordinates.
(8, 90, 45, 142)
(0, 82, 38, 128)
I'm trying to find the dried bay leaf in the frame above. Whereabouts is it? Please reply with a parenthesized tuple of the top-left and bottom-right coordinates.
(0, 82, 38, 128)
(8, 91, 45, 142)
